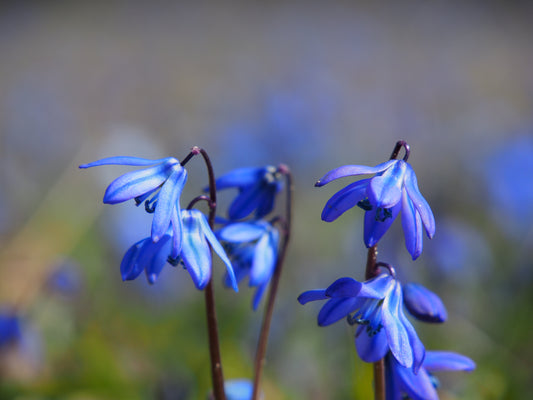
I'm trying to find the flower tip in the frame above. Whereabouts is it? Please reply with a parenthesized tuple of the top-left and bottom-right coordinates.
(315, 180, 323, 187)
(147, 274, 158, 284)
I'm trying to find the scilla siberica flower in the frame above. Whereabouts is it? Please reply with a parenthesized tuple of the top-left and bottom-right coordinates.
(217, 220, 279, 309)
(298, 273, 425, 371)
(121, 209, 238, 291)
(316, 158, 435, 259)
(402, 282, 447, 323)
(215, 166, 284, 220)
(80, 156, 187, 258)
(385, 350, 475, 400)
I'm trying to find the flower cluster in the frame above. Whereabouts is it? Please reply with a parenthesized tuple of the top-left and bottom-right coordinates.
(300, 141, 474, 399)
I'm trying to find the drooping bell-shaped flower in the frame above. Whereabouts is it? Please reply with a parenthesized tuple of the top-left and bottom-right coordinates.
(298, 273, 425, 371)
(119, 209, 238, 290)
(217, 220, 279, 309)
(403, 282, 447, 323)
(80, 156, 187, 256)
(316, 158, 435, 260)
(385, 350, 475, 400)
(215, 166, 284, 220)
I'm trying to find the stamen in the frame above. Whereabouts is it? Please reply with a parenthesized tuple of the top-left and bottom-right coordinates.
(375, 207, 392, 222)
(145, 199, 157, 213)
(357, 198, 373, 211)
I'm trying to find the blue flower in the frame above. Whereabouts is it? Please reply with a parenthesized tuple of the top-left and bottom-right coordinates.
(298, 273, 425, 371)
(121, 209, 238, 291)
(0, 311, 22, 348)
(80, 156, 188, 257)
(403, 283, 447, 323)
(215, 166, 284, 220)
(217, 220, 279, 309)
(316, 159, 435, 259)
(385, 350, 475, 400)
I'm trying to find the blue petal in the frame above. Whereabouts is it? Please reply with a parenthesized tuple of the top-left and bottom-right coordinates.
(151, 166, 187, 242)
(218, 222, 267, 243)
(297, 289, 328, 305)
(170, 208, 183, 259)
(401, 190, 424, 260)
(252, 281, 269, 310)
(325, 277, 363, 298)
(321, 179, 370, 222)
(381, 281, 413, 368)
(403, 283, 447, 323)
(254, 184, 277, 218)
(355, 324, 389, 363)
(180, 210, 212, 290)
(397, 299, 426, 374)
(361, 274, 395, 299)
(385, 356, 403, 400)
(144, 236, 172, 284)
(392, 356, 439, 400)
(228, 183, 265, 220)
(423, 351, 476, 372)
(80, 156, 172, 168)
(197, 210, 239, 292)
(215, 167, 265, 189)
(368, 160, 406, 209)
(404, 165, 435, 238)
(120, 239, 145, 281)
(249, 229, 278, 286)
(316, 160, 395, 186)
(224, 379, 254, 400)
(318, 297, 359, 326)
(364, 202, 401, 247)
(103, 162, 173, 204)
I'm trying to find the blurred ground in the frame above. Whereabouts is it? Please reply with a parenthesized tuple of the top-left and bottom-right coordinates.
(0, 1, 532, 399)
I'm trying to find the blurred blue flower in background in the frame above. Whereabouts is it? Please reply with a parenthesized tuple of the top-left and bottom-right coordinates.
(80, 156, 188, 257)
(316, 159, 435, 259)
(0, 311, 22, 349)
(385, 350, 475, 400)
(299, 273, 425, 371)
(46, 260, 83, 297)
(218, 220, 280, 309)
(215, 166, 284, 221)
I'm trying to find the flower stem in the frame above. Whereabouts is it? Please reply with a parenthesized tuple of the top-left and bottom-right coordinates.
(365, 245, 385, 400)
(252, 165, 293, 400)
(195, 147, 226, 400)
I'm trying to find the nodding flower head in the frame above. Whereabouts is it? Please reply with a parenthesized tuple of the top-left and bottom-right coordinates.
(80, 156, 188, 255)
(217, 219, 279, 309)
(120, 209, 238, 291)
(385, 350, 475, 400)
(298, 272, 425, 372)
(403, 282, 447, 323)
(215, 166, 284, 220)
(316, 157, 435, 260)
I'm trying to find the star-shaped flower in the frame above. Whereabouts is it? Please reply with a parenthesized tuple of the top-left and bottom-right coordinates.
(316, 159, 435, 259)
(217, 220, 279, 309)
(120, 209, 238, 290)
(298, 273, 425, 371)
(80, 156, 187, 257)
(385, 350, 475, 400)
(215, 166, 284, 220)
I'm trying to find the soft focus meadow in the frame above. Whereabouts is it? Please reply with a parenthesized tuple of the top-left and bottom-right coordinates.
(1, 1, 533, 399)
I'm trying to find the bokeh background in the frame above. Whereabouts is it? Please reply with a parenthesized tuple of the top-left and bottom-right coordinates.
(1, 1, 533, 399)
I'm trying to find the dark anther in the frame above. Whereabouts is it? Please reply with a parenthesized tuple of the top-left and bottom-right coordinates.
(134, 197, 143, 206)
(357, 198, 373, 211)
(167, 256, 180, 266)
(145, 200, 157, 213)
(375, 207, 392, 222)
(347, 315, 369, 326)
(390, 140, 410, 162)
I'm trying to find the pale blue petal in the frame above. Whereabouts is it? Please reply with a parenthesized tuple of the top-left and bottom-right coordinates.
(218, 222, 267, 242)
(325, 277, 363, 298)
(80, 156, 172, 168)
(316, 160, 395, 186)
(318, 297, 359, 326)
(382, 281, 413, 368)
(151, 167, 187, 242)
(404, 165, 435, 238)
(355, 324, 389, 363)
(170, 207, 182, 259)
(368, 160, 406, 209)
(197, 210, 239, 292)
(321, 179, 370, 222)
(249, 230, 278, 286)
(401, 190, 424, 260)
(103, 163, 171, 204)
(423, 351, 476, 372)
(298, 289, 328, 305)
(180, 210, 211, 290)
(224, 379, 254, 400)
(364, 202, 402, 247)
(360, 274, 395, 299)
(398, 301, 426, 374)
